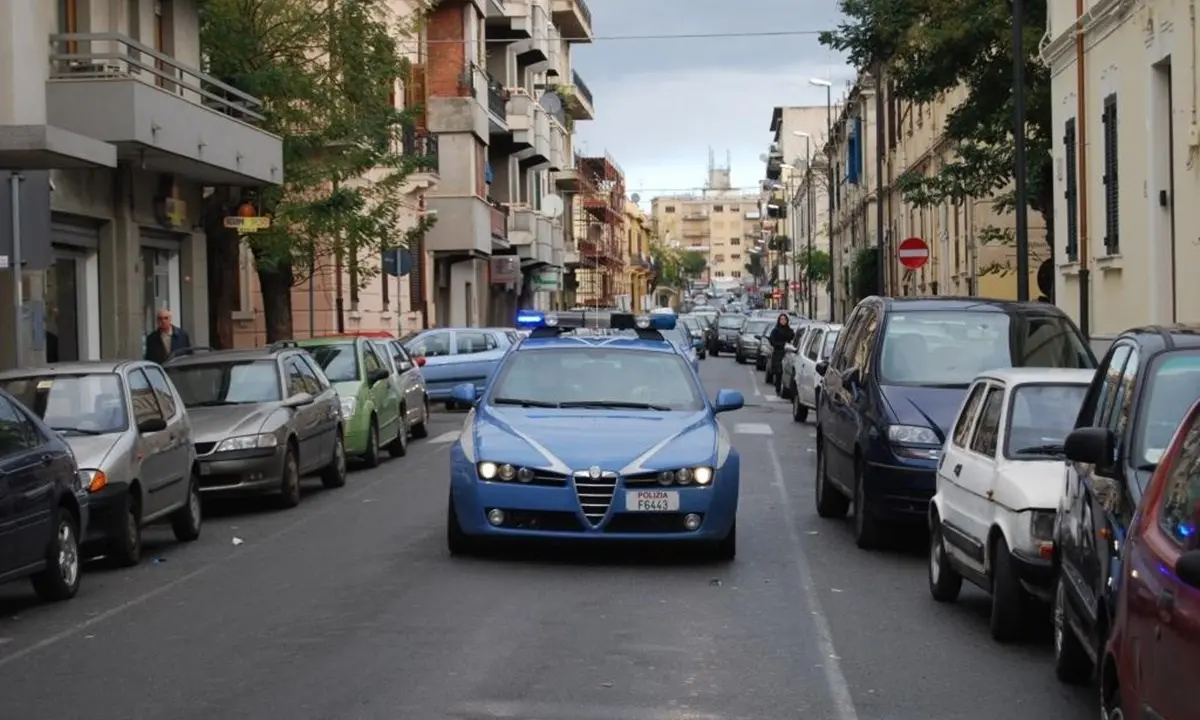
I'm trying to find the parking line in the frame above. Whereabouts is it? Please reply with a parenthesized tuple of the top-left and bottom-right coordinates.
(767, 440, 858, 720)
(748, 367, 763, 397)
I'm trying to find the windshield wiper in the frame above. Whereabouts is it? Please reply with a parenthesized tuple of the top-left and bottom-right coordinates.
(491, 397, 560, 408)
(1013, 443, 1066, 456)
(51, 426, 104, 436)
(558, 400, 671, 411)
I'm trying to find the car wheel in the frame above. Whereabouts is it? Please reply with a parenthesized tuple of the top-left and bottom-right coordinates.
(321, 433, 348, 488)
(446, 496, 475, 556)
(928, 516, 963, 602)
(278, 447, 302, 508)
(711, 348, 719, 357)
(110, 490, 143, 567)
(712, 521, 736, 561)
(1053, 574, 1094, 684)
(814, 437, 849, 518)
(388, 410, 409, 458)
(170, 471, 203, 542)
(990, 535, 1030, 641)
(792, 391, 809, 423)
(410, 398, 431, 439)
(362, 416, 381, 468)
(853, 457, 883, 550)
(1101, 680, 1123, 720)
(31, 508, 81, 602)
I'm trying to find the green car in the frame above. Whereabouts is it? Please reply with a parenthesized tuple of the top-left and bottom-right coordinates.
(295, 336, 405, 466)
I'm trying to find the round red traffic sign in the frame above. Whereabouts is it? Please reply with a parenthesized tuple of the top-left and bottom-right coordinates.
(898, 237, 929, 270)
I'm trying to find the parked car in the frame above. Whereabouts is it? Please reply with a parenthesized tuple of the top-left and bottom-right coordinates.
(714, 313, 746, 354)
(1053, 325, 1200, 685)
(294, 336, 405, 465)
(164, 346, 347, 507)
(369, 338, 432, 440)
(0, 388, 87, 601)
(402, 328, 518, 408)
(1101, 394, 1200, 719)
(790, 323, 842, 422)
(814, 296, 1096, 550)
(0, 362, 201, 566)
(734, 318, 772, 365)
(678, 315, 709, 359)
(927, 368, 1093, 641)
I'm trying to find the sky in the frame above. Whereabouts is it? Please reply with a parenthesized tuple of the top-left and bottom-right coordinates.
(570, 0, 854, 206)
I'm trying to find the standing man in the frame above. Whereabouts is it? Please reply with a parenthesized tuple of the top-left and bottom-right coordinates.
(144, 309, 191, 364)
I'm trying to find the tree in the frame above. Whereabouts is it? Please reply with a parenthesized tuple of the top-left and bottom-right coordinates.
(820, 0, 1053, 267)
(798, 247, 831, 283)
(650, 244, 706, 289)
(200, 0, 436, 343)
(678, 250, 707, 279)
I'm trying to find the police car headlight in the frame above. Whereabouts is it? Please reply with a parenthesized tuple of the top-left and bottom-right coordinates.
(477, 461, 498, 479)
(477, 462, 536, 483)
(655, 467, 713, 486)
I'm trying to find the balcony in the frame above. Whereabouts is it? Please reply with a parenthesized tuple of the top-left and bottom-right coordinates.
(514, 3, 550, 65)
(551, 0, 594, 43)
(564, 70, 595, 120)
(490, 201, 510, 248)
(520, 104, 551, 169)
(425, 196, 503, 255)
(505, 92, 535, 150)
(45, 33, 282, 186)
(548, 118, 566, 170)
(402, 128, 439, 189)
(485, 0, 533, 40)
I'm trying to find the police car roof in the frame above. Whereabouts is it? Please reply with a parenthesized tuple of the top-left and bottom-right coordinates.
(515, 334, 680, 353)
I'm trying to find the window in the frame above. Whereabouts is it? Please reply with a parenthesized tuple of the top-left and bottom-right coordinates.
(142, 366, 180, 418)
(1107, 348, 1139, 440)
(1005, 383, 1089, 458)
(713, 205, 724, 212)
(128, 369, 164, 426)
(298, 353, 331, 391)
(284, 358, 308, 396)
(1102, 93, 1119, 254)
(804, 329, 824, 361)
(1093, 344, 1132, 426)
(456, 331, 496, 354)
(953, 383, 989, 447)
(969, 386, 1005, 457)
(665, 206, 676, 213)
(731, 254, 741, 260)
(404, 331, 451, 357)
(1, 373, 129, 435)
(0, 396, 36, 456)
(714, 254, 725, 262)
(292, 356, 322, 394)
(363, 345, 384, 374)
(308, 343, 361, 382)
(731, 238, 740, 245)
(1160, 413, 1200, 547)
(821, 331, 840, 359)
(1063, 118, 1079, 262)
(1137, 351, 1200, 466)
(167, 361, 283, 405)
(388, 341, 413, 368)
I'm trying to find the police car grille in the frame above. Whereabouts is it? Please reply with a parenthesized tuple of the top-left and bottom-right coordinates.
(573, 471, 617, 525)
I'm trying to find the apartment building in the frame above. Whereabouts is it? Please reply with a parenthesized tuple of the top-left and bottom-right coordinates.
(822, 72, 1041, 320)
(0, 0, 282, 368)
(649, 162, 760, 286)
(1044, 0, 1200, 335)
(567, 153, 625, 306)
(615, 200, 653, 311)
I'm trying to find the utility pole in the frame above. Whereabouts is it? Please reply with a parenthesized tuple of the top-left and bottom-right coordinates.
(873, 66, 886, 296)
(8, 173, 23, 367)
(1012, 0, 1030, 301)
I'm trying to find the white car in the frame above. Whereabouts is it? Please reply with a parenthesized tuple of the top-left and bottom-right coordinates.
(927, 367, 1095, 641)
(790, 323, 841, 423)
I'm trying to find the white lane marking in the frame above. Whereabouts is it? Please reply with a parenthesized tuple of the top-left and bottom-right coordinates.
(766, 441, 858, 720)
(763, 394, 784, 403)
(748, 367, 763, 397)
(733, 422, 774, 435)
(453, 700, 725, 720)
(429, 430, 461, 444)
(0, 445, 452, 669)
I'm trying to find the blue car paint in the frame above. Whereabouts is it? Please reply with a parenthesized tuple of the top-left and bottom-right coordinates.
(404, 328, 515, 402)
(447, 337, 743, 545)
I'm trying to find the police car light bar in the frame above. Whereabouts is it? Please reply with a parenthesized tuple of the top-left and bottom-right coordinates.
(515, 309, 677, 332)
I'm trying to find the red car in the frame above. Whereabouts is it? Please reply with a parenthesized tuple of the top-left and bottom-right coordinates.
(1101, 397, 1200, 719)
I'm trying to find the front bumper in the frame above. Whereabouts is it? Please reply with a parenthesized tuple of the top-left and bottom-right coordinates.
(197, 447, 286, 495)
(862, 448, 938, 523)
(449, 454, 739, 542)
(343, 412, 373, 455)
(82, 482, 128, 546)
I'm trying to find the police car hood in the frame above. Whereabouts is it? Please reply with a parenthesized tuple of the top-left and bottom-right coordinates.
(470, 407, 718, 472)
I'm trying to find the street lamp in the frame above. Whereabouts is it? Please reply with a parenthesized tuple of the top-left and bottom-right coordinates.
(792, 132, 816, 317)
(810, 78, 835, 320)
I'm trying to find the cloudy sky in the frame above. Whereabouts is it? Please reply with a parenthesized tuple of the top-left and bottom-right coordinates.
(571, 0, 853, 204)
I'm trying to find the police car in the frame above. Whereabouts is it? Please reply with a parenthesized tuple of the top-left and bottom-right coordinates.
(444, 310, 745, 559)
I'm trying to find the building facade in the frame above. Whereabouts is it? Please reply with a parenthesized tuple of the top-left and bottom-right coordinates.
(617, 200, 653, 311)
(0, 0, 282, 368)
(1043, 0, 1199, 335)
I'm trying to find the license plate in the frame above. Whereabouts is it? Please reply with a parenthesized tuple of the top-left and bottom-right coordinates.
(625, 490, 679, 512)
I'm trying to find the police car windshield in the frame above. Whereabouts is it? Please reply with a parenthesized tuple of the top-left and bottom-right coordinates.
(489, 348, 705, 411)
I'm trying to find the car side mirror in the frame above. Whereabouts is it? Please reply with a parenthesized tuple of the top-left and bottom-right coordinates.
(414, 356, 427, 367)
(815, 361, 829, 376)
(137, 416, 167, 433)
(1176, 548, 1200, 589)
(1064, 426, 1115, 467)
(368, 368, 390, 384)
(450, 382, 477, 406)
(284, 392, 314, 408)
(396, 359, 413, 372)
(713, 389, 744, 413)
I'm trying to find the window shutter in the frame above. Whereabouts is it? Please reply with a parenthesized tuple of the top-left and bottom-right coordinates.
(1101, 94, 1119, 254)
(1063, 118, 1078, 261)
(406, 64, 428, 131)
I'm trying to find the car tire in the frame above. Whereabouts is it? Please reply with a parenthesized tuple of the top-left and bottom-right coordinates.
(853, 458, 883, 550)
(320, 433, 348, 488)
(734, 352, 743, 364)
(712, 521, 737, 561)
(792, 392, 808, 423)
(410, 398, 430, 439)
(1053, 574, 1094, 684)
(110, 490, 142, 567)
(278, 446, 302, 508)
(928, 517, 963, 602)
(388, 410, 409, 458)
(362, 416, 381, 468)
(990, 535, 1029, 641)
(170, 471, 203, 543)
(1101, 679, 1123, 720)
(815, 437, 850, 518)
(446, 497, 475, 556)
(711, 347, 719, 357)
(31, 508, 81, 602)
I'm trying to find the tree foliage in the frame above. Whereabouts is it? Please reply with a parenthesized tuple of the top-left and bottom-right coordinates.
(650, 244, 707, 289)
(820, 0, 1052, 250)
(200, 0, 436, 341)
(798, 248, 832, 283)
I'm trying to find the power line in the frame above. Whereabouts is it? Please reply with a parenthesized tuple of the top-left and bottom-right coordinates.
(419, 30, 828, 44)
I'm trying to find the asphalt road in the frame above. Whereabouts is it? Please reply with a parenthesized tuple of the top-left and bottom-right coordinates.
(0, 356, 1095, 720)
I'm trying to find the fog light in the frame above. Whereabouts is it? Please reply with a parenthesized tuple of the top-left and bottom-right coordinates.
(683, 513, 702, 531)
(516, 467, 534, 483)
(487, 509, 506, 526)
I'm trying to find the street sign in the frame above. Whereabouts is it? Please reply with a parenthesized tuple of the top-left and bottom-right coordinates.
(382, 248, 413, 277)
(790, 281, 802, 291)
(898, 236, 929, 270)
(223, 216, 271, 232)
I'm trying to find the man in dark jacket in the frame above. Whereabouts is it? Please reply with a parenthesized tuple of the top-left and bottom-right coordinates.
(144, 309, 191, 364)
(767, 313, 795, 395)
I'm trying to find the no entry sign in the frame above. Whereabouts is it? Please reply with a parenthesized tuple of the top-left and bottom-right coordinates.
(898, 237, 929, 270)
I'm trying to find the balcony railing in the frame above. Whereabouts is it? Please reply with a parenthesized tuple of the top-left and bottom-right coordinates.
(571, 70, 593, 107)
(483, 67, 508, 118)
(48, 33, 266, 123)
(490, 201, 509, 240)
(576, 0, 593, 29)
(403, 128, 438, 172)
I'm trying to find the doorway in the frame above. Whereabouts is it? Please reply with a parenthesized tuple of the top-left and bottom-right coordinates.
(45, 250, 100, 362)
(142, 246, 180, 334)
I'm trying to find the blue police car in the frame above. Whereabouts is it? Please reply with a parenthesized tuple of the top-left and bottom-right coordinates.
(445, 310, 745, 559)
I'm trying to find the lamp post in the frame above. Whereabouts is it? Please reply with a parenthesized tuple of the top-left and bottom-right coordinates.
(1011, 0, 1030, 301)
(810, 78, 834, 320)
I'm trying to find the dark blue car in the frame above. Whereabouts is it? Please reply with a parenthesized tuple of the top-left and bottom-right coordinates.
(813, 296, 1096, 550)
